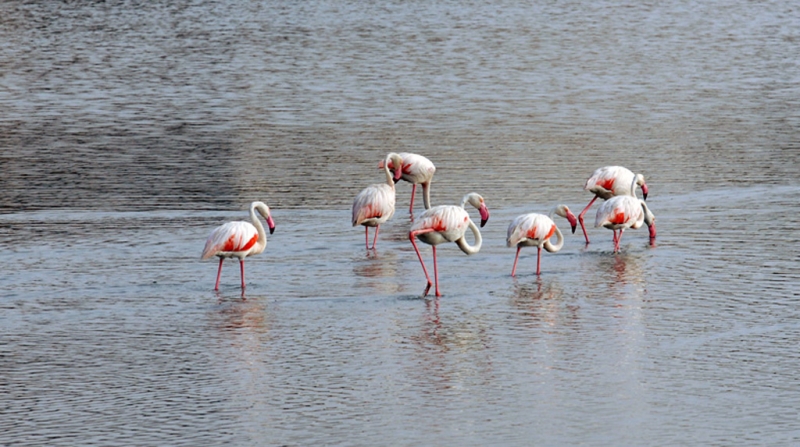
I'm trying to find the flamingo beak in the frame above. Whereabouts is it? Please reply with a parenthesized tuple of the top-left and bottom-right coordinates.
(267, 217, 276, 234)
(479, 203, 490, 227)
(642, 184, 649, 201)
(567, 212, 578, 234)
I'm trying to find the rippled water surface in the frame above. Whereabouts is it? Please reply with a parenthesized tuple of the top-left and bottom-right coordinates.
(2, 0, 799, 445)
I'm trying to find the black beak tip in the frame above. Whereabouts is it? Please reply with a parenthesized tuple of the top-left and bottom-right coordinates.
(269, 226, 275, 234)
(643, 193, 648, 201)
(571, 225, 576, 234)
(480, 219, 488, 228)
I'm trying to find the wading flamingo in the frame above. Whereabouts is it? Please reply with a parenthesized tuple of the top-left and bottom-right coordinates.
(578, 166, 649, 244)
(201, 201, 276, 292)
(594, 195, 656, 253)
(379, 152, 436, 213)
(507, 205, 578, 276)
(353, 153, 404, 250)
(409, 192, 490, 297)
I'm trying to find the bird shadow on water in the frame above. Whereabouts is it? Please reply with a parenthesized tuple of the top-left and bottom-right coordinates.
(509, 277, 580, 328)
(209, 293, 269, 333)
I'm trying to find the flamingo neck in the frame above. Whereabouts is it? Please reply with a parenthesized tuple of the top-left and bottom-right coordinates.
(456, 219, 482, 255)
(641, 201, 655, 227)
(383, 156, 396, 189)
(543, 225, 564, 253)
(422, 182, 432, 210)
(250, 202, 269, 249)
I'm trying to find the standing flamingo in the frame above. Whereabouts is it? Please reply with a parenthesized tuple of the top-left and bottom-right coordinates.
(507, 205, 578, 277)
(409, 192, 490, 297)
(594, 195, 656, 253)
(379, 152, 436, 213)
(578, 166, 649, 244)
(201, 201, 276, 292)
(353, 153, 404, 250)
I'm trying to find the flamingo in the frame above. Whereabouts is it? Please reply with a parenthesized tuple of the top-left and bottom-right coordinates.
(594, 195, 656, 253)
(201, 201, 276, 292)
(353, 153, 404, 250)
(379, 152, 436, 213)
(507, 205, 578, 277)
(578, 166, 649, 244)
(409, 192, 490, 297)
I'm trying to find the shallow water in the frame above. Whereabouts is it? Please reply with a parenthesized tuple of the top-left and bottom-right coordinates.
(1, 0, 800, 445)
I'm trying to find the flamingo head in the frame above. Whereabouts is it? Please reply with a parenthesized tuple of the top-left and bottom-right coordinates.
(648, 221, 657, 240)
(267, 216, 276, 234)
(554, 204, 578, 233)
(385, 153, 404, 183)
(463, 192, 489, 226)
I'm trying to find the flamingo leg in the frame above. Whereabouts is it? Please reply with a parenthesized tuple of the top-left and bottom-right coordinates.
(578, 196, 598, 244)
(214, 257, 224, 291)
(371, 225, 380, 250)
(536, 246, 542, 275)
(240, 259, 246, 291)
(432, 246, 441, 297)
(511, 246, 522, 277)
(409, 184, 417, 213)
(365, 227, 370, 250)
(615, 229, 625, 253)
(410, 229, 436, 297)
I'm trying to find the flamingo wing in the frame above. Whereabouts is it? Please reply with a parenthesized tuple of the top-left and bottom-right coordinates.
(595, 196, 642, 229)
(507, 214, 555, 247)
(398, 153, 436, 182)
(412, 205, 469, 244)
(352, 184, 396, 226)
(201, 221, 259, 260)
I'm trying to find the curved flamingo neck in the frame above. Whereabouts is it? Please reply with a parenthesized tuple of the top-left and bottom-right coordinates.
(543, 225, 564, 253)
(456, 219, 482, 255)
(383, 155, 396, 190)
(250, 202, 270, 250)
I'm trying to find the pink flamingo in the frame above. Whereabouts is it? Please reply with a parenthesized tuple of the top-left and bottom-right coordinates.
(409, 192, 490, 297)
(201, 201, 276, 292)
(353, 153, 404, 250)
(379, 152, 436, 213)
(507, 205, 578, 276)
(578, 166, 649, 244)
(594, 195, 656, 253)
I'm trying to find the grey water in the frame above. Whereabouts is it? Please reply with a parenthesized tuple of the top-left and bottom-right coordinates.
(1, 0, 799, 445)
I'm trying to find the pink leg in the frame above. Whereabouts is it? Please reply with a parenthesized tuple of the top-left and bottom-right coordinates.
(511, 246, 521, 277)
(240, 259, 246, 290)
(409, 184, 417, 213)
(615, 229, 625, 252)
(214, 257, 224, 291)
(365, 227, 370, 250)
(536, 246, 542, 275)
(410, 229, 435, 297)
(432, 246, 441, 297)
(371, 225, 380, 250)
(578, 196, 598, 244)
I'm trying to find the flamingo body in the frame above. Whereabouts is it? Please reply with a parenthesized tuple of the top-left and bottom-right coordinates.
(595, 195, 656, 253)
(507, 204, 577, 276)
(351, 183, 396, 228)
(353, 153, 403, 250)
(412, 205, 471, 246)
(380, 152, 436, 212)
(579, 166, 649, 244)
(409, 193, 490, 297)
(201, 201, 276, 292)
